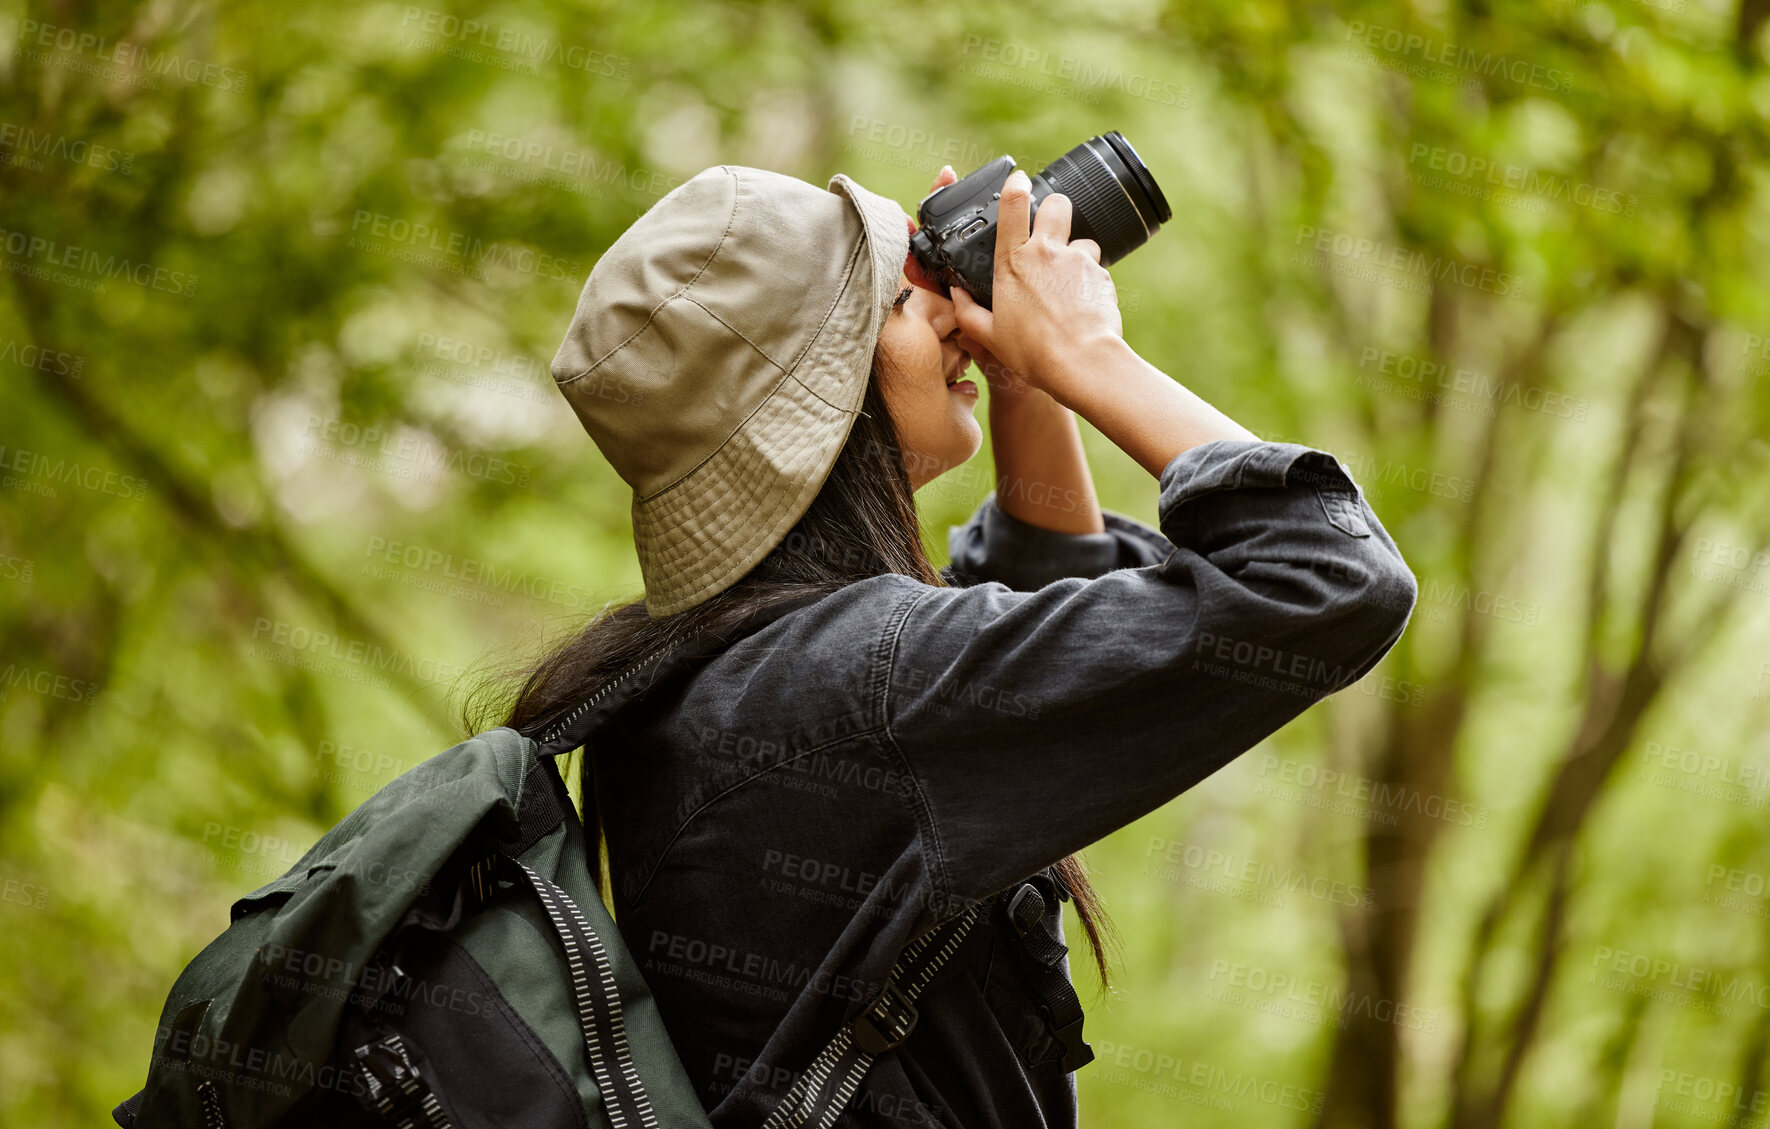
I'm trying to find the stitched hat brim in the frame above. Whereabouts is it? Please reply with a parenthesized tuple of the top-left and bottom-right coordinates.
(634, 174, 911, 618)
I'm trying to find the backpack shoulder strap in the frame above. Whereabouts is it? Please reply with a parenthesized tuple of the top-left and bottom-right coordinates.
(535, 591, 829, 760)
(752, 871, 1098, 1129)
(756, 901, 990, 1129)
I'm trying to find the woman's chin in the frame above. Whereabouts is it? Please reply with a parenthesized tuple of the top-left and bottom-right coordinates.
(951, 415, 984, 458)
(905, 422, 983, 490)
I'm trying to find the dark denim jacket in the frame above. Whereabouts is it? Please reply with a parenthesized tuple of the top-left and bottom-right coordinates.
(582, 438, 1419, 1129)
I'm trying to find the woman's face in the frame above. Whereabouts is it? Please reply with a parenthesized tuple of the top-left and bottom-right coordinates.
(876, 244, 982, 491)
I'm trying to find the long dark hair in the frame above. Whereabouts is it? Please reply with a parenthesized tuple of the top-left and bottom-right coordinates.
(466, 356, 1122, 991)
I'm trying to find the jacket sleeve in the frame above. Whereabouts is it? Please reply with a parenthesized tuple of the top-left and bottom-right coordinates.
(939, 491, 1179, 591)
(886, 438, 1419, 909)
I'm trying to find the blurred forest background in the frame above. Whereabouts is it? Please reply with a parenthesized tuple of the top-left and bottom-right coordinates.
(5, 0, 1770, 1126)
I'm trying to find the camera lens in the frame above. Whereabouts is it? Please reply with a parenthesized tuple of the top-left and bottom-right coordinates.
(1035, 131, 1172, 267)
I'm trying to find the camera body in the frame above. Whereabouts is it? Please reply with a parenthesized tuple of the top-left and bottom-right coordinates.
(908, 131, 1172, 310)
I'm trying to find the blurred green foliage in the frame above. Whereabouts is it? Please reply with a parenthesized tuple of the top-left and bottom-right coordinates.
(4, 0, 1770, 1126)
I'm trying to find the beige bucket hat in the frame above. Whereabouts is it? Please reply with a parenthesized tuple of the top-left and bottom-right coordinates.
(549, 165, 911, 619)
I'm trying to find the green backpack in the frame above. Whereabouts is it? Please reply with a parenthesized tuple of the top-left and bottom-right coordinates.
(114, 596, 1090, 1129)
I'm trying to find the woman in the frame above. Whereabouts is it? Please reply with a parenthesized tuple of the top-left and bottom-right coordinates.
(495, 162, 1418, 1128)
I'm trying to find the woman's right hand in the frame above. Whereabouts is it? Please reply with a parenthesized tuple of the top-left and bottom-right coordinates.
(949, 169, 1125, 404)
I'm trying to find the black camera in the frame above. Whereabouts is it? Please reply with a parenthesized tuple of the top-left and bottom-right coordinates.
(908, 131, 1171, 310)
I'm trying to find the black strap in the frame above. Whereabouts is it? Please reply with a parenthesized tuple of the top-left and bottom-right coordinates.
(1002, 874, 1095, 1073)
(353, 1032, 452, 1129)
(508, 755, 569, 857)
(500, 853, 661, 1129)
(535, 592, 829, 759)
(757, 903, 988, 1129)
(196, 1080, 227, 1129)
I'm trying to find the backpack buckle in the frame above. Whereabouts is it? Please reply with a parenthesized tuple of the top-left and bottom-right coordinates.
(852, 979, 919, 1055)
(1051, 1014, 1096, 1072)
(353, 1032, 440, 1125)
(1002, 878, 1096, 1074)
(1005, 880, 1048, 940)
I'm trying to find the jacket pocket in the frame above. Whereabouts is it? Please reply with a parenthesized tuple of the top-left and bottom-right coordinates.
(1316, 482, 1373, 538)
